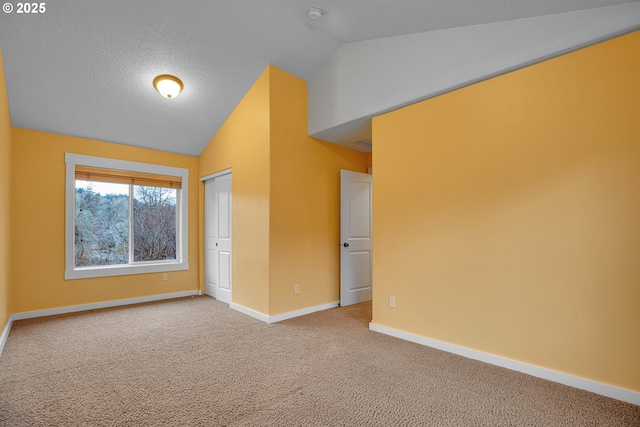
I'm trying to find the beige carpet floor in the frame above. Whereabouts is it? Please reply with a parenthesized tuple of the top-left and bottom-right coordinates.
(0, 296, 638, 426)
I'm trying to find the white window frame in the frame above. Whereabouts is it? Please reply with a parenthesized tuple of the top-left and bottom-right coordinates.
(65, 153, 189, 279)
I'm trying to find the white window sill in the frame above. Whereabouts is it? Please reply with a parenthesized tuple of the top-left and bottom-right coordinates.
(65, 262, 189, 280)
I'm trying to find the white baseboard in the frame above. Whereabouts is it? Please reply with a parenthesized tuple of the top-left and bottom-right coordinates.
(13, 290, 202, 321)
(230, 301, 339, 324)
(369, 323, 640, 406)
(0, 314, 14, 357)
(269, 301, 339, 323)
(230, 303, 270, 323)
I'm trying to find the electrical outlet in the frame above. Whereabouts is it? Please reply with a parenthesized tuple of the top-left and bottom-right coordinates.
(162, 273, 168, 281)
(294, 284, 300, 294)
(389, 296, 396, 308)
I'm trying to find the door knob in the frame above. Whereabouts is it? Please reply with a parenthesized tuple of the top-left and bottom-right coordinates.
(216, 243, 218, 247)
(343, 243, 349, 248)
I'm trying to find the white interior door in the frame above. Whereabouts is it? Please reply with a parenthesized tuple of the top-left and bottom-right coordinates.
(205, 172, 232, 304)
(340, 170, 372, 306)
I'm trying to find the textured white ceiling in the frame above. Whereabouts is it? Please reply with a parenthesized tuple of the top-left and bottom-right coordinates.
(0, 0, 637, 156)
(280, 0, 639, 42)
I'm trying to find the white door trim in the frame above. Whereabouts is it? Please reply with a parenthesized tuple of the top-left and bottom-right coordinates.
(201, 168, 232, 182)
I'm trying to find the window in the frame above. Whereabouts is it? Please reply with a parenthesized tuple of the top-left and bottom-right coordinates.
(65, 154, 189, 279)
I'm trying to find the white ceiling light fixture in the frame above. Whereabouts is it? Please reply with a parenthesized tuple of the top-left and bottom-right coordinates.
(308, 7, 324, 19)
(153, 74, 184, 99)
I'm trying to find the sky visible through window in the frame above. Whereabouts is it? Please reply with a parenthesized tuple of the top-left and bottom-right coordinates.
(76, 180, 128, 195)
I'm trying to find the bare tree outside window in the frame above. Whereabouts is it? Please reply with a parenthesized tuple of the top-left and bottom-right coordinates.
(74, 181, 177, 267)
(75, 181, 129, 266)
(133, 186, 177, 262)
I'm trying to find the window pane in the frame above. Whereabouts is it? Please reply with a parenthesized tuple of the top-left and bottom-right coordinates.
(75, 180, 130, 267)
(133, 186, 177, 262)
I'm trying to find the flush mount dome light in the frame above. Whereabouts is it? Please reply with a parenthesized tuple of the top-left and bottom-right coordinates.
(153, 74, 183, 99)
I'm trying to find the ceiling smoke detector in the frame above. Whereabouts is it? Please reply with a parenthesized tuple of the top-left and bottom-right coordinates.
(308, 7, 324, 19)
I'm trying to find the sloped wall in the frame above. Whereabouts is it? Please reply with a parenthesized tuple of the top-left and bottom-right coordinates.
(309, 3, 640, 147)
(268, 67, 367, 315)
(199, 66, 368, 316)
(198, 69, 271, 315)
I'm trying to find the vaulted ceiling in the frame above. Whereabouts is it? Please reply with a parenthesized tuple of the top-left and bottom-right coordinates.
(0, 0, 637, 156)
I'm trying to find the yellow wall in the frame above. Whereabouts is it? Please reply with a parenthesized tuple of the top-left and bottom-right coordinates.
(6, 63, 365, 320)
(199, 66, 367, 316)
(198, 69, 271, 315)
(0, 49, 12, 328)
(10, 129, 199, 313)
(372, 31, 640, 391)
(268, 67, 368, 315)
